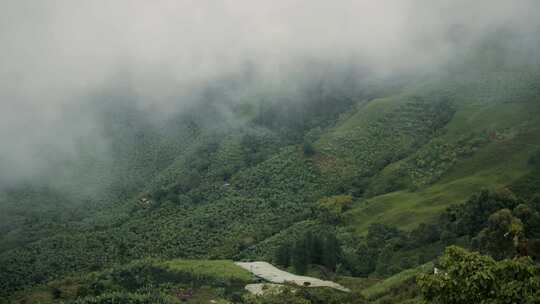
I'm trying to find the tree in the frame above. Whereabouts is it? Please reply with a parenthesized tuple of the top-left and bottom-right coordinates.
(474, 209, 523, 260)
(410, 223, 440, 247)
(440, 190, 518, 237)
(322, 233, 340, 271)
(310, 234, 324, 266)
(316, 195, 353, 224)
(276, 244, 291, 268)
(286, 231, 342, 274)
(418, 246, 540, 304)
(514, 203, 540, 238)
(354, 243, 377, 276)
(51, 287, 62, 299)
(152, 188, 168, 202)
(302, 141, 315, 156)
(165, 192, 180, 204)
(292, 241, 309, 274)
(366, 223, 402, 248)
(529, 194, 540, 211)
(303, 232, 315, 266)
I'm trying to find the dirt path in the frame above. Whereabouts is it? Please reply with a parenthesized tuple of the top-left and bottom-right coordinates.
(235, 261, 350, 292)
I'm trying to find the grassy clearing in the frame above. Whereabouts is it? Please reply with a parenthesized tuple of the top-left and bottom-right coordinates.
(163, 259, 254, 283)
(336, 276, 379, 294)
(14, 259, 251, 304)
(361, 262, 433, 300)
(344, 157, 529, 234)
(343, 98, 540, 234)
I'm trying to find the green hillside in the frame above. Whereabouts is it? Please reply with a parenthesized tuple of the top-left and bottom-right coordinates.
(345, 97, 540, 233)
(1, 36, 540, 303)
(12, 259, 253, 304)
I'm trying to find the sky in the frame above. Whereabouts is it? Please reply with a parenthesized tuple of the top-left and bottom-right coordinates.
(1, 0, 539, 185)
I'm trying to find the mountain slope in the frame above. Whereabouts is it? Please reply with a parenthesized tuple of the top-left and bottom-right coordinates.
(1, 42, 540, 301)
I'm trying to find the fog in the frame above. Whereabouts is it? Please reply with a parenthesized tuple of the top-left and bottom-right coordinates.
(1, 0, 539, 185)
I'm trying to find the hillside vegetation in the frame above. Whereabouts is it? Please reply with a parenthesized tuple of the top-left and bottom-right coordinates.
(1, 36, 540, 303)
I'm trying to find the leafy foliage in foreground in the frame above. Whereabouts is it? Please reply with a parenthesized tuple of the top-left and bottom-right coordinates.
(418, 246, 540, 304)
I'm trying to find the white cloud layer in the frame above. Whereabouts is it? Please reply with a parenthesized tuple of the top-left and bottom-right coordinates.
(1, 0, 539, 184)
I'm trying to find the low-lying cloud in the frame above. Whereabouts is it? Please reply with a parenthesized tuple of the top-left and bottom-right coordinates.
(1, 0, 539, 185)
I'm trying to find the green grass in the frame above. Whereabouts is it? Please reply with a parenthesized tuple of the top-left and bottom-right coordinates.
(361, 262, 433, 300)
(336, 276, 379, 294)
(343, 97, 540, 234)
(163, 259, 254, 283)
(344, 152, 531, 234)
(13, 259, 251, 304)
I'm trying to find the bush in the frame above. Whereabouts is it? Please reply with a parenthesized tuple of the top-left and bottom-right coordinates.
(418, 246, 540, 304)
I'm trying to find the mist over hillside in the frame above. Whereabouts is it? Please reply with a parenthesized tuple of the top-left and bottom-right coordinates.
(1, 1, 540, 303)
(2, 0, 539, 187)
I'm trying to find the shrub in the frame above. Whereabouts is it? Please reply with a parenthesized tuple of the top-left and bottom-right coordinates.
(418, 246, 540, 304)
